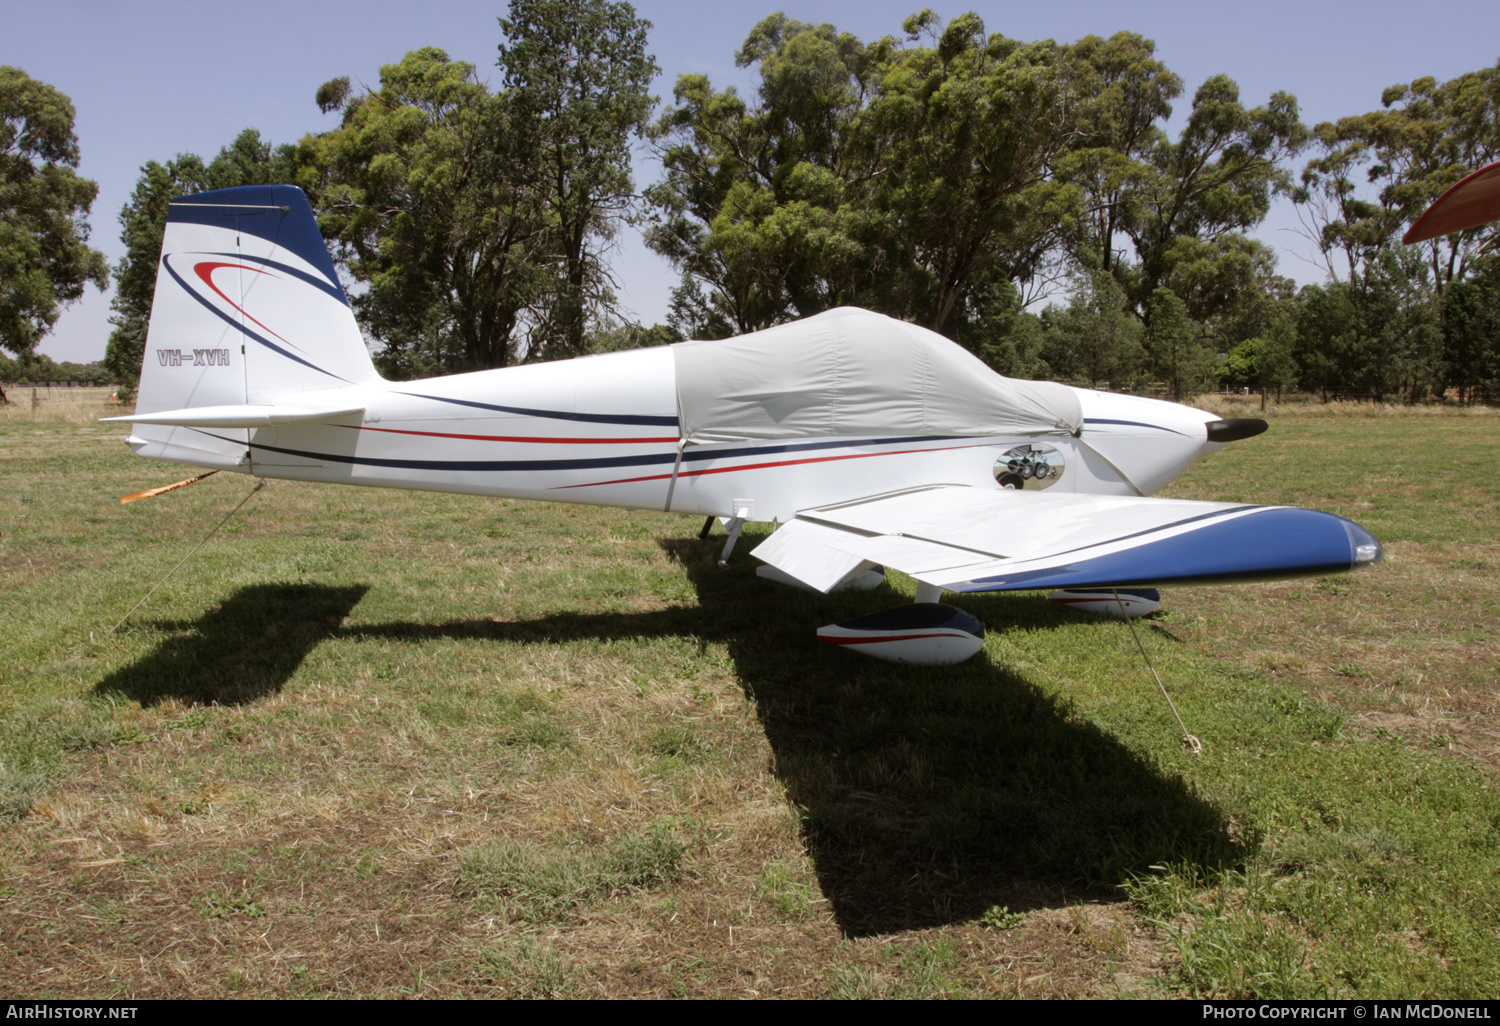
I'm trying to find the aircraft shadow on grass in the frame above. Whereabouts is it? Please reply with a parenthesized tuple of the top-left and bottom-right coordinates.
(93, 584, 369, 707)
(651, 536, 1240, 935)
(93, 544, 1236, 936)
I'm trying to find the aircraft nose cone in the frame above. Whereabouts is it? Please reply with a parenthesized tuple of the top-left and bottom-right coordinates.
(1205, 418, 1269, 443)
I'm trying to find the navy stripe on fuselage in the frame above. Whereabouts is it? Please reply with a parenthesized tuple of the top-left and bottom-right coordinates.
(1083, 418, 1189, 436)
(395, 392, 679, 427)
(242, 438, 678, 473)
(214, 432, 966, 474)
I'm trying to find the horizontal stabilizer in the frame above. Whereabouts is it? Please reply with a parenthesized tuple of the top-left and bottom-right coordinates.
(104, 404, 365, 428)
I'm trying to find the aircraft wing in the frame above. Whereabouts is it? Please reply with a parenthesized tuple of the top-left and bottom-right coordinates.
(749, 484, 1381, 594)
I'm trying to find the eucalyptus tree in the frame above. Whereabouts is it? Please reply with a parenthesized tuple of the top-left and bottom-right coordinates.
(1054, 32, 1182, 278)
(1292, 130, 1393, 283)
(1290, 63, 1499, 399)
(645, 11, 1088, 356)
(1378, 67, 1500, 297)
(645, 13, 880, 335)
(311, 48, 552, 377)
(0, 67, 108, 366)
(1294, 63, 1500, 299)
(309, 2, 657, 374)
(497, 0, 658, 360)
(873, 13, 1086, 335)
(1121, 75, 1307, 324)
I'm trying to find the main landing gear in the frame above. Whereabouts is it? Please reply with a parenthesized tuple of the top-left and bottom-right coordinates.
(813, 586, 1164, 667)
(701, 510, 753, 567)
(816, 600, 985, 665)
(818, 580, 985, 666)
(708, 520, 1158, 667)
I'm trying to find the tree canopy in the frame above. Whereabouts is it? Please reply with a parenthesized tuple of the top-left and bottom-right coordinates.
(1290, 61, 1500, 400)
(306, 0, 657, 376)
(643, 13, 1312, 384)
(308, 47, 547, 377)
(499, 0, 658, 360)
(93, 13, 1500, 404)
(0, 67, 108, 360)
(645, 13, 1088, 344)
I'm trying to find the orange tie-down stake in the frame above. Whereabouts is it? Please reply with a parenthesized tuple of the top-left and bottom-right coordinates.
(119, 470, 219, 504)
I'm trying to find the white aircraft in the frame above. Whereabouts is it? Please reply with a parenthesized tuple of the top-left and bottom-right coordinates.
(106, 185, 1383, 665)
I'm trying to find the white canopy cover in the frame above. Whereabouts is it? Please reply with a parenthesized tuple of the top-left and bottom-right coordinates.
(671, 307, 1081, 445)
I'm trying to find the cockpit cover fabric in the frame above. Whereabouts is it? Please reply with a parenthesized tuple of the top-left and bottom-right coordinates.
(671, 307, 1081, 444)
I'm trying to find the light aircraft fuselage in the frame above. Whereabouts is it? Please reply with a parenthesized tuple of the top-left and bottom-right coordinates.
(108, 184, 1381, 663)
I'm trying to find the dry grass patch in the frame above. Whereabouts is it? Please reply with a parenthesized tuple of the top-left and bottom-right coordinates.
(1162, 543, 1500, 768)
(0, 387, 125, 425)
(1157, 405, 1500, 766)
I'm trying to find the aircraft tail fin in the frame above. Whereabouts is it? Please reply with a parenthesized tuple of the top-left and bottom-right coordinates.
(124, 184, 377, 470)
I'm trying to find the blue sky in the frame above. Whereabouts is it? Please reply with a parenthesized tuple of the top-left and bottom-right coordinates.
(7, 0, 1499, 362)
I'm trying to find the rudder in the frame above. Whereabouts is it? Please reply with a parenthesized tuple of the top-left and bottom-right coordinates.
(126, 184, 377, 470)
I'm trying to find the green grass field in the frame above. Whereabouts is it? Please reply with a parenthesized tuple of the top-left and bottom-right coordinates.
(1, 392, 1497, 998)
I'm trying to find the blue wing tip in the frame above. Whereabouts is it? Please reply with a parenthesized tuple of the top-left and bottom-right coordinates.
(965, 506, 1384, 592)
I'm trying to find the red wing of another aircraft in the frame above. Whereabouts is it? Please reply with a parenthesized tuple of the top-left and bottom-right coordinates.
(1403, 158, 1500, 244)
